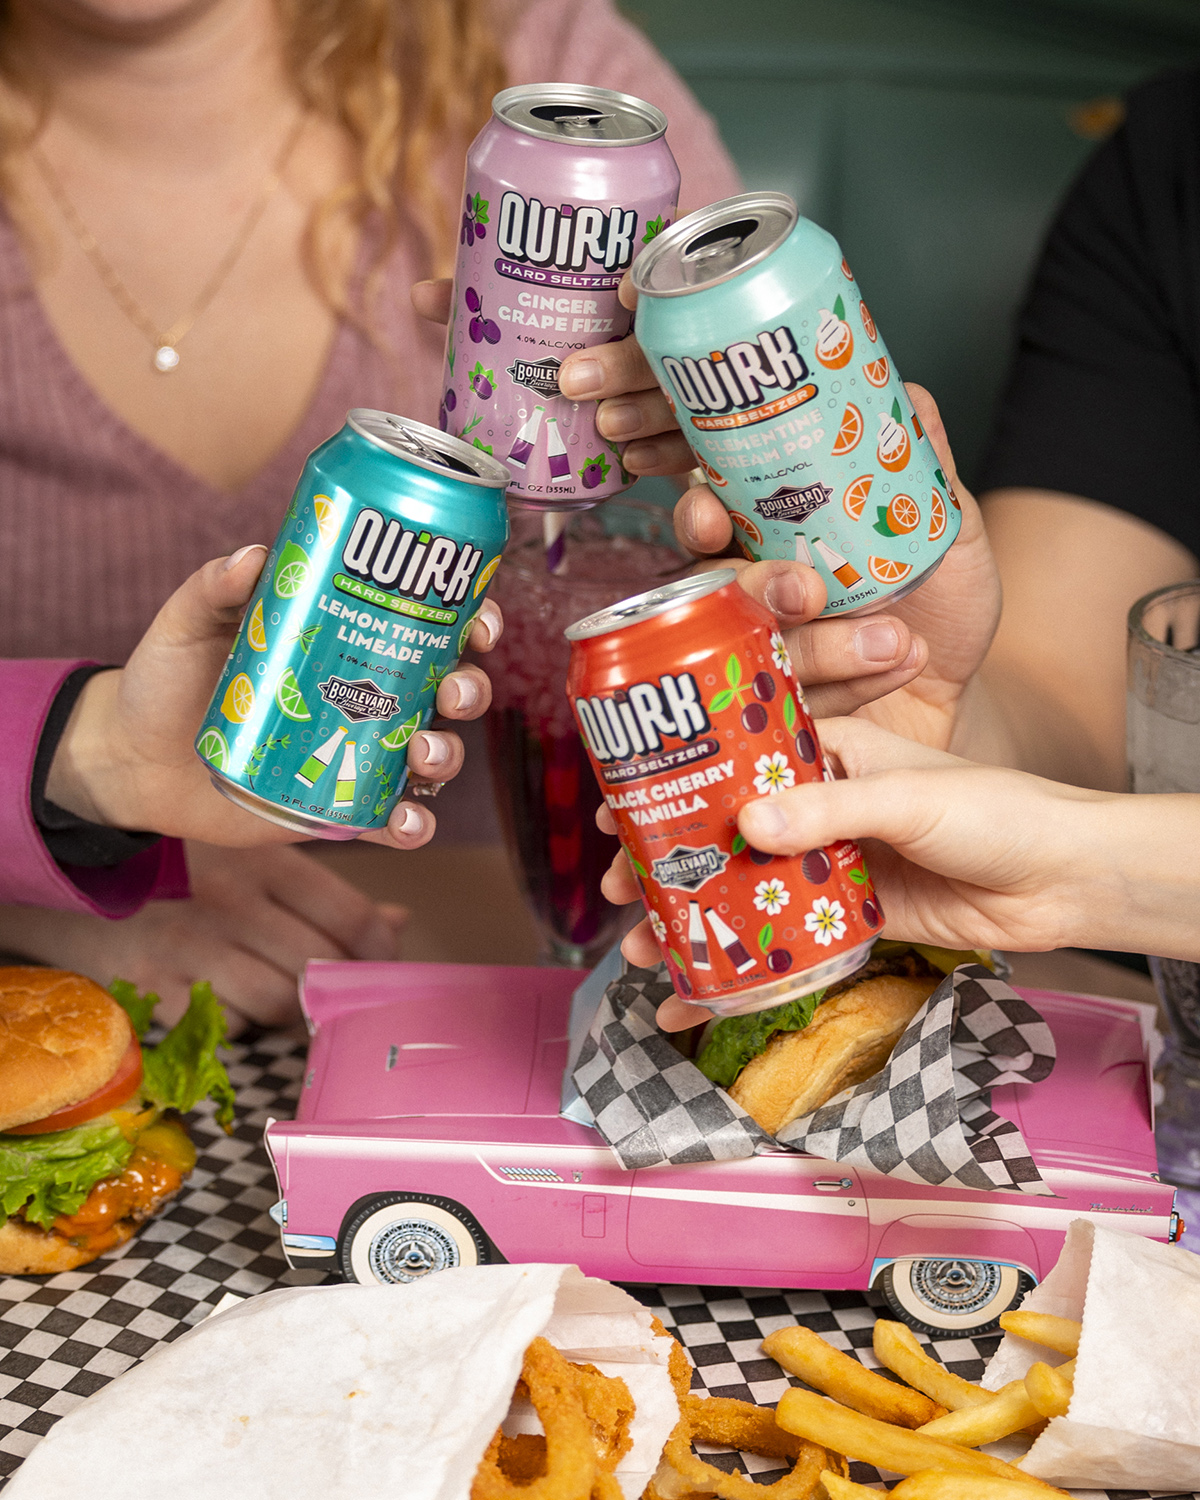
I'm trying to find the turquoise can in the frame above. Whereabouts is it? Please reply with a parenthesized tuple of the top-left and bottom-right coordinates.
(195, 410, 511, 838)
(631, 192, 961, 617)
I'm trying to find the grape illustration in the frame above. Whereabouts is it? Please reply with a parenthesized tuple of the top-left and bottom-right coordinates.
(437, 386, 457, 431)
(578, 451, 612, 490)
(464, 285, 500, 344)
(468, 361, 495, 400)
(461, 191, 490, 246)
(766, 949, 793, 974)
(741, 702, 769, 734)
(801, 849, 832, 884)
(753, 672, 776, 702)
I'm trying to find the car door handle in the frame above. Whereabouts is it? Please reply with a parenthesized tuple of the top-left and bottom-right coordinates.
(812, 1178, 854, 1191)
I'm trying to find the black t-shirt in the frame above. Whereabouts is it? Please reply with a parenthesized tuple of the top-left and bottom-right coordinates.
(979, 67, 1200, 560)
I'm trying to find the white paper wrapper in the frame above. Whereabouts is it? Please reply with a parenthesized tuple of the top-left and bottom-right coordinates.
(984, 1217, 1200, 1490)
(6, 1263, 678, 1500)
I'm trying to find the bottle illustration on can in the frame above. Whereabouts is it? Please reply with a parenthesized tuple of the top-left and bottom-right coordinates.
(632, 191, 962, 616)
(566, 569, 880, 1016)
(442, 84, 679, 509)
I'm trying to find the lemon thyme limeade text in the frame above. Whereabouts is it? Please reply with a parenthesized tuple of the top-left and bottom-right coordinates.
(195, 411, 510, 838)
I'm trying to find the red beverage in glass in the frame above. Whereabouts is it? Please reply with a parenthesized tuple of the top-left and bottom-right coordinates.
(483, 504, 687, 966)
(565, 570, 880, 1015)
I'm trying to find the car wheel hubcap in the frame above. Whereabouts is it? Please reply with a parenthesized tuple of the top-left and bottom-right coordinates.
(910, 1259, 1002, 1316)
(368, 1219, 460, 1283)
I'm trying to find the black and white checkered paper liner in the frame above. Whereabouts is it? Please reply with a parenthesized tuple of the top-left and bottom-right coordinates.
(572, 962, 1056, 1192)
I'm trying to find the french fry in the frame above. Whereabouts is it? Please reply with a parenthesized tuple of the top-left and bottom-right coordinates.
(819, 1474, 884, 1499)
(872, 1320, 993, 1411)
(917, 1380, 1042, 1445)
(775, 1389, 1057, 1485)
(1023, 1359, 1074, 1420)
(763, 1326, 946, 1428)
(891, 1473, 1068, 1499)
(997, 1312, 1080, 1356)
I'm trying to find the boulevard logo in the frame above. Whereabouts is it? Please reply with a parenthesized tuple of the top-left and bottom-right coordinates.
(753, 482, 833, 524)
(506, 356, 562, 398)
(650, 844, 729, 893)
(318, 676, 401, 723)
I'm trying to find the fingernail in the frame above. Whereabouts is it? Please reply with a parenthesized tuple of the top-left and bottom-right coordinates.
(475, 601, 502, 647)
(598, 400, 640, 439)
(451, 675, 480, 711)
(414, 731, 450, 767)
(855, 621, 901, 662)
(764, 571, 807, 618)
(223, 544, 267, 572)
(628, 438, 660, 471)
(560, 358, 601, 397)
(678, 495, 702, 548)
(744, 801, 787, 839)
(393, 802, 429, 837)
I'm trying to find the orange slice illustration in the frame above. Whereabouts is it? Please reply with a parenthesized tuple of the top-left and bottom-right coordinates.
(816, 314, 854, 370)
(863, 357, 890, 387)
(868, 555, 913, 585)
(929, 490, 947, 541)
(729, 511, 764, 546)
(886, 493, 920, 535)
(860, 301, 878, 342)
(831, 402, 863, 455)
(842, 473, 873, 520)
(841, 257, 854, 279)
(949, 485, 961, 511)
(877, 413, 911, 472)
(912, 411, 925, 439)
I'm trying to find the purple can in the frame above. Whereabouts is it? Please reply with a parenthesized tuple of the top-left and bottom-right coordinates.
(440, 84, 680, 509)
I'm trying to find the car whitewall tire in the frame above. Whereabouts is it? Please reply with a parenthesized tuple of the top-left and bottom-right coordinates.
(880, 1258, 1035, 1337)
(341, 1197, 486, 1286)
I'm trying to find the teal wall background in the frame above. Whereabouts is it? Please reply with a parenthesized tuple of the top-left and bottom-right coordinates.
(622, 0, 1200, 487)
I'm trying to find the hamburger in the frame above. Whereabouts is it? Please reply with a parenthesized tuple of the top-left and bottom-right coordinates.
(0, 968, 234, 1274)
(695, 941, 995, 1135)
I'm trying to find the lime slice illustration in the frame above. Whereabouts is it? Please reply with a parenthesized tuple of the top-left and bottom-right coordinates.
(457, 613, 479, 653)
(473, 554, 502, 598)
(313, 494, 343, 546)
(246, 597, 268, 652)
(273, 541, 312, 599)
(196, 725, 230, 771)
(220, 673, 255, 723)
(379, 710, 422, 751)
(274, 667, 312, 721)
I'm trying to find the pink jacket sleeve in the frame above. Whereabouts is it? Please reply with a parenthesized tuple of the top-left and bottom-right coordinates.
(0, 659, 189, 918)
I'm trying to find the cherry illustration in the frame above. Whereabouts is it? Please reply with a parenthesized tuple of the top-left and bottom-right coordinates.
(674, 970, 694, 997)
(862, 898, 881, 928)
(795, 728, 817, 764)
(741, 703, 769, 734)
(748, 846, 774, 867)
(767, 949, 793, 974)
(753, 672, 776, 702)
(801, 849, 831, 884)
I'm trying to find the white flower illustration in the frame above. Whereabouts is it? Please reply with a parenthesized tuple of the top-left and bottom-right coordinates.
(753, 879, 791, 916)
(771, 632, 793, 676)
(804, 896, 846, 947)
(648, 909, 668, 942)
(753, 751, 796, 796)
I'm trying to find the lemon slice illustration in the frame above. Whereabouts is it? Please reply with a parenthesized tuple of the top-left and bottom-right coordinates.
(379, 710, 422, 751)
(473, 554, 502, 598)
(313, 495, 343, 547)
(196, 725, 230, 771)
(220, 673, 255, 723)
(274, 667, 312, 721)
(246, 598, 268, 652)
(273, 541, 312, 599)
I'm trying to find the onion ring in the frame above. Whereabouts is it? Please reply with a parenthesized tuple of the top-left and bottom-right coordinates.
(471, 1338, 597, 1500)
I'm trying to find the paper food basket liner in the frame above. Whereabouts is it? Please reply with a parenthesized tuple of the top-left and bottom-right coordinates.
(571, 961, 1057, 1194)
(984, 1218, 1200, 1490)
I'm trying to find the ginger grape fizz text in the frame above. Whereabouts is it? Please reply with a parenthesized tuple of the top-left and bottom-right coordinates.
(631, 193, 961, 616)
(441, 85, 679, 509)
(195, 411, 510, 838)
(566, 571, 880, 1015)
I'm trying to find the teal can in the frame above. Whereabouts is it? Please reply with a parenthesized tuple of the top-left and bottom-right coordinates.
(195, 410, 511, 838)
(631, 192, 961, 617)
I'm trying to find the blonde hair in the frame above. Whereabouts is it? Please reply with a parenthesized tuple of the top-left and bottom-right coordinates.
(280, 0, 506, 308)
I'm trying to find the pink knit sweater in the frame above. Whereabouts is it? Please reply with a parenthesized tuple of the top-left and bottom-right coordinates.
(0, 0, 741, 665)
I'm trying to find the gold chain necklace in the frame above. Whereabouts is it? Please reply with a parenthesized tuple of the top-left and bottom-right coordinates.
(31, 112, 308, 373)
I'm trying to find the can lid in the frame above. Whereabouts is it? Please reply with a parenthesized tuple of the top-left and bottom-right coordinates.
(347, 410, 511, 489)
(492, 84, 667, 146)
(631, 191, 797, 296)
(565, 568, 737, 640)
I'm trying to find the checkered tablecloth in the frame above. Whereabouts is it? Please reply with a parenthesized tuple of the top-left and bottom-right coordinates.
(0, 1028, 1193, 1497)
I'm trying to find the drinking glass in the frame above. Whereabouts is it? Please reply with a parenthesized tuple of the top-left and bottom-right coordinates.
(483, 500, 689, 968)
(1128, 581, 1200, 1188)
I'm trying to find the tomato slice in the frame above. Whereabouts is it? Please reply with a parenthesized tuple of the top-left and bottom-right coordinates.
(6, 1034, 143, 1135)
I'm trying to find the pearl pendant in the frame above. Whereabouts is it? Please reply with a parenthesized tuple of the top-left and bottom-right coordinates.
(154, 345, 180, 373)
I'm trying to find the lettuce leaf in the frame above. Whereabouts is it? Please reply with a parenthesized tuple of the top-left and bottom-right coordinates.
(696, 989, 826, 1090)
(0, 1120, 133, 1230)
(108, 978, 159, 1039)
(140, 982, 236, 1132)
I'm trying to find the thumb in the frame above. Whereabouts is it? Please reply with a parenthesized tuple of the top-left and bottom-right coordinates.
(411, 277, 453, 325)
(738, 771, 944, 861)
(137, 545, 267, 656)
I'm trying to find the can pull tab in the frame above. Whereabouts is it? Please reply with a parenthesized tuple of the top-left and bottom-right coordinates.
(529, 103, 612, 133)
(682, 217, 761, 283)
